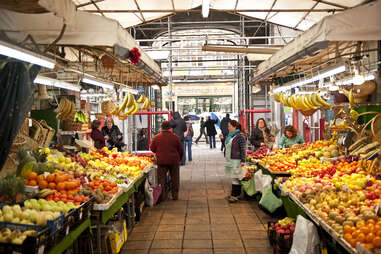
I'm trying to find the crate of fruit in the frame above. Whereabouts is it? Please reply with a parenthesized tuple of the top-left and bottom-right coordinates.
(0, 225, 50, 254)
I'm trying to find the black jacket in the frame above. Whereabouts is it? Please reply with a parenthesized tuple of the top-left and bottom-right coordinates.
(205, 119, 218, 136)
(102, 125, 122, 146)
(170, 112, 187, 141)
(199, 120, 206, 131)
(220, 117, 230, 136)
(249, 127, 270, 150)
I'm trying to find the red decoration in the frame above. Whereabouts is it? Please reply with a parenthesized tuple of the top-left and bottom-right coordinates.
(129, 47, 141, 65)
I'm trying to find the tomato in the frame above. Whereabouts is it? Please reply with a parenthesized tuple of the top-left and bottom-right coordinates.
(61, 198, 67, 203)
(53, 197, 60, 202)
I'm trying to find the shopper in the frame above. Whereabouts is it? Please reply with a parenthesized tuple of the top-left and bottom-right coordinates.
(183, 116, 194, 164)
(220, 113, 230, 151)
(279, 125, 305, 148)
(249, 118, 271, 150)
(90, 120, 105, 149)
(102, 118, 125, 151)
(150, 120, 183, 201)
(205, 116, 218, 149)
(170, 112, 187, 165)
(225, 120, 246, 203)
(195, 117, 209, 145)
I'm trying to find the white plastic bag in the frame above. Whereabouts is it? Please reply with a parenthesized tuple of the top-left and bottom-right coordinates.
(289, 215, 320, 254)
(144, 180, 154, 207)
(254, 170, 272, 194)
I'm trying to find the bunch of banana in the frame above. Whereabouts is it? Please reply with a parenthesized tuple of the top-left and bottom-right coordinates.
(38, 188, 56, 198)
(137, 95, 150, 111)
(274, 93, 330, 110)
(122, 101, 139, 116)
(74, 111, 88, 123)
(55, 98, 76, 120)
(111, 92, 135, 116)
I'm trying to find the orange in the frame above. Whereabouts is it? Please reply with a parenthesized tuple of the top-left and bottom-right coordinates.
(357, 220, 366, 228)
(366, 233, 375, 244)
(28, 172, 37, 180)
(360, 226, 370, 235)
(344, 233, 352, 242)
(48, 182, 56, 190)
(57, 182, 66, 191)
(344, 225, 353, 234)
(374, 225, 381, 233)
(55, 175, 65, 184)
(46, 174, 55, 183)
(357, 233, 366, 243)
(367, 219, 376, 225)
(373, 236, 381, 247)
(28, 180, 37, 186)
(369, 224, 376, 234)
(37, 174, 45, 183)
(376, 230, 381, 237)
(362, 243, 374, 249)
(39, 180, 48, 189)
(348, 238, 357, 247)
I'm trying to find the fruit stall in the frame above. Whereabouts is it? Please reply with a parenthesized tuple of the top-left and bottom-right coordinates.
(0, 145, 156, 254)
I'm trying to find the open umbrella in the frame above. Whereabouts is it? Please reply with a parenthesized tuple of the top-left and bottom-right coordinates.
(185, 114, 200, 121)
(210, 112, 221, 130)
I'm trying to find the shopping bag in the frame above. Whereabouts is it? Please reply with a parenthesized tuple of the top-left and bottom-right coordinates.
(144, 180, 154, 207)
(152, 184, 162, 205)
(289, 215, 320, 254)
(254, 170, 272, 194)
(259, 186, 282, 213)
(241, 177, 256, 196)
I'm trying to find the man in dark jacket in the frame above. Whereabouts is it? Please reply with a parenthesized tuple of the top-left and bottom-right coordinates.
(170, 112, 187, 165)
(204, 116, 218, 149)
(150, 120, 184, 201)
(219, 113, 230, 151)
(195, 117, 209, 145)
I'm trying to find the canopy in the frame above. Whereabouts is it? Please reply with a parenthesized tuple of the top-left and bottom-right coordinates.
(252, 0, 381, 83)
(74, 0, 363, 31)
(0, 7, 161, 76)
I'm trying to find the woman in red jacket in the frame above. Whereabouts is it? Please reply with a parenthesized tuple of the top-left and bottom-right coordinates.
(90, 120, 105, 149)
(150, 120, 184, 201)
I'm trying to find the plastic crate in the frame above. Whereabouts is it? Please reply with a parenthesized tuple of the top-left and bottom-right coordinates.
(72, 198, 94, 227)
(276, 232, 293, 250)
(0, 223, 50, 254)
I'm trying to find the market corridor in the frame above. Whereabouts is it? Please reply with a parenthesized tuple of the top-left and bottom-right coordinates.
(123, 145, 273, 254)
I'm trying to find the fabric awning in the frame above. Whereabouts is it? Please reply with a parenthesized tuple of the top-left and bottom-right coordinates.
(251, 0, 381, 84)
(0, 7, 162, 76)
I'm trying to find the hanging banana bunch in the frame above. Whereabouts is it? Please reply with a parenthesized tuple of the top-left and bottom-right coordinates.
(273, 92, 331, 111)
(55, 98, 76, 120)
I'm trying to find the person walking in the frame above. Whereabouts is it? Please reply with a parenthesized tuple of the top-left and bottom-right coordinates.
(219, 113, 230, 151)
(205, 116, 218, 149)
(249, 118, 271, 150)
(183, 116, 194, 164)
(101, 118, 125, 151)
(195, 117, 209, 145)
(90, 120, 105, 149)
(150, 120, 183, 202)
(170, 112, 187, 165)
(225, 120, 247, 203)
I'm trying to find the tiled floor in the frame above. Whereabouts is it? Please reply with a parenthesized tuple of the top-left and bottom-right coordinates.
(122, 144, 274, 254)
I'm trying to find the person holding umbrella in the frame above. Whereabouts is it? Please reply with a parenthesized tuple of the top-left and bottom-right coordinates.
(205, 116, 218, 149)
(195, 117, 209, 145)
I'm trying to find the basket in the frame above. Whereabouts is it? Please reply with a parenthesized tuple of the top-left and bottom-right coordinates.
(300, 109, 317, 117)
(40, 120, 55, 147)
(267, 221, 277, 246)
(20, 118, 30, 136)
(30, 119, 46, 147)
(10, 134, 27, 153)
(62, 119, 82, 131)
(371, 113, 381, 145)
(0, 154, 17, 178)
(101, 101, 115, 115)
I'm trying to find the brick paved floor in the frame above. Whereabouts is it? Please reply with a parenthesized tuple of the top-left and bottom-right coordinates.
(122, 144, 274, 254)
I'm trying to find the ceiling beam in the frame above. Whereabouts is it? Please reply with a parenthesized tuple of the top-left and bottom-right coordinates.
(84, 8, 343, 13)
(133, 0, 146, 22)
(202, 45, 278, 54)
(76, 0, 104, 9)
(294, 1, 320, 29)
(264, 0, 278, 22)
(90, 0, 105, 17)
(312, 0, 348, 9)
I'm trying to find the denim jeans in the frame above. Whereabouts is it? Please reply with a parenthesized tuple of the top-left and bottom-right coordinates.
(182, 136, 193, 164)
(208, 135, 216, 148)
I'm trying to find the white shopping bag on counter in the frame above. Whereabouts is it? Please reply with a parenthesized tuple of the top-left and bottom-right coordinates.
(254, 170, 272, 194)
(289, 215, 320, 254)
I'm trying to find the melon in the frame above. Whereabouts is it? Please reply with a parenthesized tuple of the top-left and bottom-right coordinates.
(327, 144, 337, 152)
(323, 152, 331, 158)
(330, 150, 339, 157)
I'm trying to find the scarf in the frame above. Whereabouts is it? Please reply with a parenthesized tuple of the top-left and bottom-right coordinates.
(225, 129, 240, 144)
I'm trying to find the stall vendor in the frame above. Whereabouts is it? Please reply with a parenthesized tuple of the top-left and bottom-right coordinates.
(278, 125, 304, 148)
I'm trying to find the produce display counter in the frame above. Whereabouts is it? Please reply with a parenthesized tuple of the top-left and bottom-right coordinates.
(258, 163, 291, 178)
(47, 218, 92, 254)
(279, 185, 362, 254)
